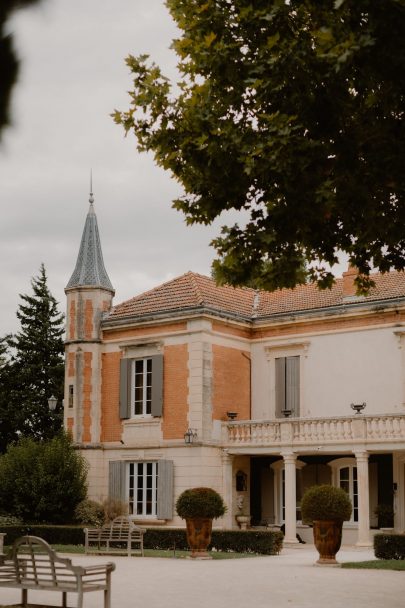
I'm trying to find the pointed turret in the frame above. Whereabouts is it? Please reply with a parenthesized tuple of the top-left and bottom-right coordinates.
(66, 189, 114, 292)
(64, 185, 115, 445)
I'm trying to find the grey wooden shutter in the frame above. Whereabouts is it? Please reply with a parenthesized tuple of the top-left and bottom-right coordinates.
(156, 460, 173, 519)
(286, 356, 300, 416)
(275, 357, 286, 418)
(109, 461, 126, 501)
(119, 358, 131, 419)
(151, 354, 163, 417)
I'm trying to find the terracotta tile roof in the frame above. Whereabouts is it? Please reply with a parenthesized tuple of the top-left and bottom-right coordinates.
(107, 270, 405, 323)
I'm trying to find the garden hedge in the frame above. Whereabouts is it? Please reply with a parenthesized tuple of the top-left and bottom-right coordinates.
(0, 525, 283, 555)
(374, 533, 405, 560)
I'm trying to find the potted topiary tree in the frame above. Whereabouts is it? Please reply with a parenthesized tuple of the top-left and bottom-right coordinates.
(176, 487, 227, 558)
(301, 485, 352, 565)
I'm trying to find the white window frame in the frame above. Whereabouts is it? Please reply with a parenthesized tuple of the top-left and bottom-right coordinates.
(271, 460, 306, 524)
(329, 457, 358, 524)
(131, 357, 152, 417)
(128, 461, 158, 518)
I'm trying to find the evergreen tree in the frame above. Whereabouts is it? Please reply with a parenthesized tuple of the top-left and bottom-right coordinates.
(5, 264, 65, 443)
(0, 335, 20, 451)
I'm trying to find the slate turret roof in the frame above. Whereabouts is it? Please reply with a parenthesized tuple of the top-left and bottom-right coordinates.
(66, 194, 114, 292)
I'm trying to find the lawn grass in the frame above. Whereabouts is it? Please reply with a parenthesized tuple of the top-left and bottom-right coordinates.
(341, 559, 405, 571)
(4, 544, 259, 559)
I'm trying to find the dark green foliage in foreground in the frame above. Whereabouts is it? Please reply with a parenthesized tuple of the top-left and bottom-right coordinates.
(301, 484, 352, 523)
(0, 434, 88, 524)
(115, 0, 405, 293)
(374, 533, 405, 560)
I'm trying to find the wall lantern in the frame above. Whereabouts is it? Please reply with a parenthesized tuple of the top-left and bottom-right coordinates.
(350, 402, 366, 415)
(236, 470, 248, 492)
(48, 395, 57, 412)
(184, 428, 198, 444)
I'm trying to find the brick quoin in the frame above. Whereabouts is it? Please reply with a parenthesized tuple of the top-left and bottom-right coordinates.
(100, 352, 122, 442)
(84, 300, 94, 340)
(212, 345, 250, 420)
(69, 300, 76, 340)
(82, 351, 92, 442)
(162, 344, 188, 440)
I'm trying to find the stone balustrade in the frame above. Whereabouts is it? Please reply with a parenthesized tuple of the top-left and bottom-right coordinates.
(224, 414, 405, 449)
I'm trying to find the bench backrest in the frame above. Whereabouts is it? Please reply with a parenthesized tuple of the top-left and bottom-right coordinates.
(10, 536, 81, 586)
(108, 516, 143, 540)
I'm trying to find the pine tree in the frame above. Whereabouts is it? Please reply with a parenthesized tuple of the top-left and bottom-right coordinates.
(5, 264, 65, 443)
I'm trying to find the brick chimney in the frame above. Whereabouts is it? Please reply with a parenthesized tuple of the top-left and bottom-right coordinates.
(342, 265, 358, 298)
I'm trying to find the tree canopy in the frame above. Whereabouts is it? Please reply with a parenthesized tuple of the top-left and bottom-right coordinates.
(0, 264, 64, 451)
(114, 0, 405, 292)
(0, 0, 42, 140)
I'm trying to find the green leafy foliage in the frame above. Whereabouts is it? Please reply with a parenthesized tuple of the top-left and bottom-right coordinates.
(0, 264, 64, 451)
(0, 433, 88, 524)
(74, 499, 104, 527)
(176, 487, 227, 520)
(115, 0, 405, 293)
(374, 533, 405, 560)
(301, 484, 352, 523)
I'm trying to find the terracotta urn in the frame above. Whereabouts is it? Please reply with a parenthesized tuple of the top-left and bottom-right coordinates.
(313, 520, 343, 564)
(185, 518, 213, 558)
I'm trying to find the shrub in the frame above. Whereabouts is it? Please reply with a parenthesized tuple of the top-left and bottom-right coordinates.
(375, 504, 394, 528)
(0, 515, 22, 526)
(102, 498, 128, 522)
(374, 533, 405, 560)
(0, 433, 88, 524)
(176, 487, 227, 520)
(0, 525, 85, 546)
(74, 499, 104, 527)
(301, 485, 352, 523)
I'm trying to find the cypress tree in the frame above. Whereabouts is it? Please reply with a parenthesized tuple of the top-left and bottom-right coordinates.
(5, 264, 65, 443)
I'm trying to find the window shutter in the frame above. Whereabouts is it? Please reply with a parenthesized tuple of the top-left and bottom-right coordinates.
(109, 461, 126, 501)
(156, 460, 173, 519)
(151, 354, 163, 417)
(275, 357, 286, 418)
(119, 358, 131, 419)
(286, 356, 300, 416)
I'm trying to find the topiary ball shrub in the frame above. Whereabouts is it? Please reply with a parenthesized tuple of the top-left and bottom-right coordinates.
(74, 499, 104, 527)
(176, 487, 227, 520)
(301, 485, 352, 523)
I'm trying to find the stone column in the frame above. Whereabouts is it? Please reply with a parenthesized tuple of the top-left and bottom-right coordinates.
(282, 451, 298, 544)
(221, 450, 234, 529)
(355, 450, 372, 546)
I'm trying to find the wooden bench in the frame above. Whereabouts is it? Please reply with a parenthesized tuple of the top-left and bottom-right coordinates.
(84, 515, 145, 557)
(0, 535, 115, 608)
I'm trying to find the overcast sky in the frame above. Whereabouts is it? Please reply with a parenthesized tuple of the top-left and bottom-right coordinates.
(1, 0, 348, 338)
(0, 0, 231, 335)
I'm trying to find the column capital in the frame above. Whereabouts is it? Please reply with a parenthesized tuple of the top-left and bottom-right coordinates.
(354, 450, 369, 462)
(281, 450, 297, 464)
(221, 449, 234, 465)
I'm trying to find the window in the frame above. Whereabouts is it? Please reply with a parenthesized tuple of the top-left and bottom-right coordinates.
(133, 358, 152, 416)
(68, 385, 74, 408)
(120, 355, 163, 419)
(128, 462, 158, 517)
(275, 356, 300, 417)
(339, 466, 358, 523)
(109, 459, 173, 520)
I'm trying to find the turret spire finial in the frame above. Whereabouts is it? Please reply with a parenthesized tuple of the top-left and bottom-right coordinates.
(89, 169, 94, 204)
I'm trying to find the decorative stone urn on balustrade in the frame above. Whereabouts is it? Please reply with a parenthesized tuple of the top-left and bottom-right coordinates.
(301, 485, 352, 565)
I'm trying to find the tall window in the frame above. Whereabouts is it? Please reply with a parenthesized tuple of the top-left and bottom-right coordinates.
(128, 462, 158, 517)
(132, 358, 152, 416)
(275, 356, 300, 417)
(339, 466, 358, 523)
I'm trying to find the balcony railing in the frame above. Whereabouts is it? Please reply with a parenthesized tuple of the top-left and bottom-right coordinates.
(223, 414, 405, 449)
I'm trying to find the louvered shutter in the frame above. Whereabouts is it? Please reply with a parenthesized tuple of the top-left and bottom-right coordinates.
(109, 461, 126, 501)
(156, 460, 173, 519)
(151, 354, 163, 417)
(275, 357, 286, 418)
(119, 358, 131, 419)
(286, 356, 300, 416)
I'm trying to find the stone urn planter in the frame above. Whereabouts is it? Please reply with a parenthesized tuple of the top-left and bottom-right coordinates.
(235, 514, 251, 530)
(176, 487, 227, 559)
(301, 485, 352, 565)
